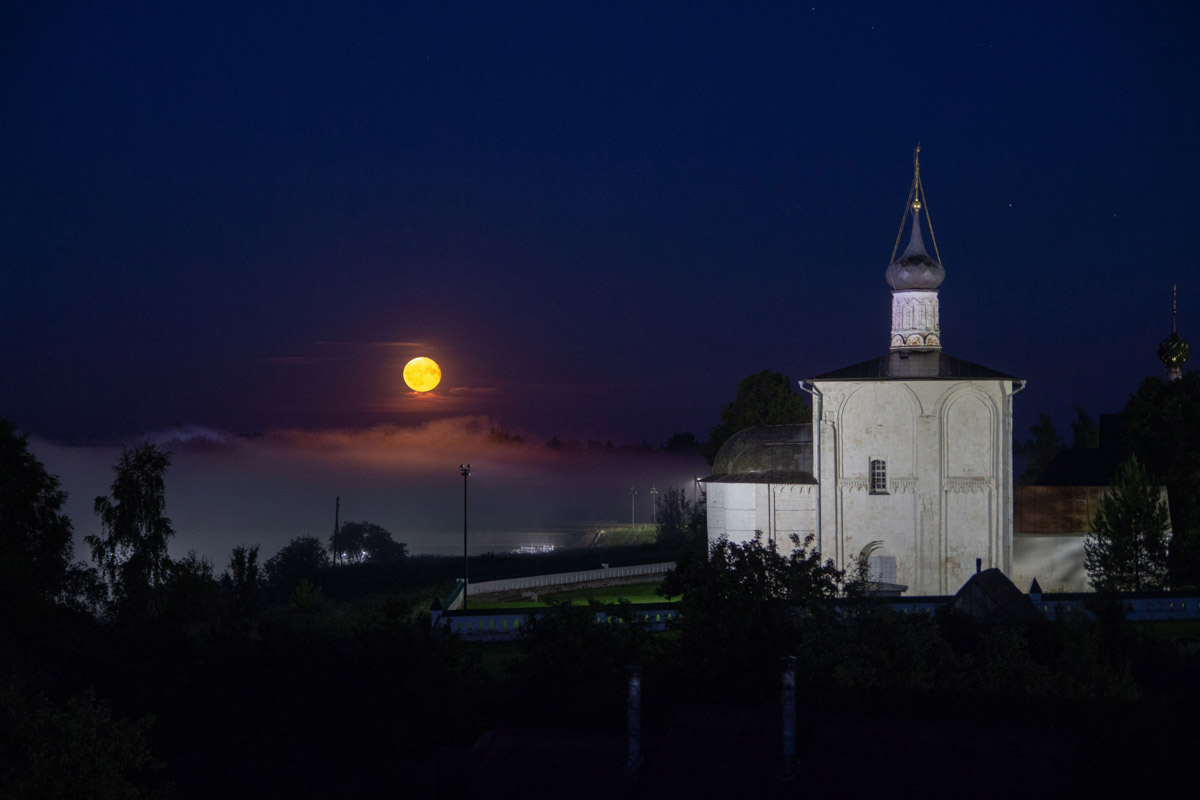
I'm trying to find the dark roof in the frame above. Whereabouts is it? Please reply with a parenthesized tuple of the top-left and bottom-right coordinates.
(810, 350, 1018, 382)
(954, 568, 1044, 623)
(704, 424, 816, 484)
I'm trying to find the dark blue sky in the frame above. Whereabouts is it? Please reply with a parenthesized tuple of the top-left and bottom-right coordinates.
(4, 1, 1198, 446)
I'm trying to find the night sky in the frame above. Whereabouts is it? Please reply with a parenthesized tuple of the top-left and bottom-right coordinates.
(4, 4, 1198, 460)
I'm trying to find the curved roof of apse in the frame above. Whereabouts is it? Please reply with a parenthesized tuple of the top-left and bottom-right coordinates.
(705, 423, 816, 484)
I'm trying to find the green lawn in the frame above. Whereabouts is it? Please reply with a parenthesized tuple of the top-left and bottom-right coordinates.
(593, 524, 658, 547)
(468, 580, 677, 609)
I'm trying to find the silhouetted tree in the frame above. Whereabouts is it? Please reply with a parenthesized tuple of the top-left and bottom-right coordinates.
(222, 544, 263, 614)
(1070, 405, 1100, 449)
(661, 431, 701, 455)
(655, 487, 705, 555)
(159, 550, 225, 635)
(0, 419, 87, 613)
(659, 533, 841, 702)
(704, 371, 810, 463)
(87, 443, 175, 614)
(1117, 373, 1200, 585)
(0, 675, 156, 798)
(487, 427, 523, 444)
(508, 601, 647, 728)
(1086, 456, 1171, 592)
(330, 521, 407, 564)
(265, 536, 329, 596)
(1016, 413, 1063, 484)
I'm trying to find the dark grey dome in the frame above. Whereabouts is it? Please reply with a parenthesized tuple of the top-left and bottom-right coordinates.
(886, 209, 944, 291)
(710, 424, 815, 483)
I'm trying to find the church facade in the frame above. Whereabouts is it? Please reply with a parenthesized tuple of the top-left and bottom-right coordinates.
(705, 155, 1025, 596)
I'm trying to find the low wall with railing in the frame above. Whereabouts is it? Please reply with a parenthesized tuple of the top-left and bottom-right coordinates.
(1030, 592, 1200, 621)
(465, 561, 675, 598)
(433, 575, 1200, 641)
(432, 604, 679, 640)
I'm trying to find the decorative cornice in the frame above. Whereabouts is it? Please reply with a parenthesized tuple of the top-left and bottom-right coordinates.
(943, 478, 992, 494)
(839, 478, 918, 493)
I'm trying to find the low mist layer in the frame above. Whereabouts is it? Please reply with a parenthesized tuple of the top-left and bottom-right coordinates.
(31, 417, 708, 569)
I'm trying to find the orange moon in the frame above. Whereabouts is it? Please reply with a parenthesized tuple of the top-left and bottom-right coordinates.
(403, 357, 442, 392)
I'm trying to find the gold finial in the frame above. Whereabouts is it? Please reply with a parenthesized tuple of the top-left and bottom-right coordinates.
(889, 144, 940, 265)
(911, 144, 922, 212)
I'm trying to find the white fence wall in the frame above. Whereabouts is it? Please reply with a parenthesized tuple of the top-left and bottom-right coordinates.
(466, 562, 675, 597)
(436, 606, 680, 640)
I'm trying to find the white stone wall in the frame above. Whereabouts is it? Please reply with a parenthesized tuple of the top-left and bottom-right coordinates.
(705, 482, 817, 555)
(811, 377, 1016, 595)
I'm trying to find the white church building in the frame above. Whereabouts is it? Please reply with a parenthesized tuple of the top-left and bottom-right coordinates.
(704, 155, 1028, 596)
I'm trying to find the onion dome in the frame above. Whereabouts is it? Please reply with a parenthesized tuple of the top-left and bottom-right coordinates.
(1158, 332, 1190, 371)
(1158, 285, 1190, 380)
(886, 200, 945, 290)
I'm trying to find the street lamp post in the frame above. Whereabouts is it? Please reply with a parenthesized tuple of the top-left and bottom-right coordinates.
(461, 464, 471, 609)
(649, 486, 658, 524)
(630, 486, 637, 528)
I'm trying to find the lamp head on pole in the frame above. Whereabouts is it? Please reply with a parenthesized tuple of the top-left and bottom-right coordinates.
(461, 464, 471, 478)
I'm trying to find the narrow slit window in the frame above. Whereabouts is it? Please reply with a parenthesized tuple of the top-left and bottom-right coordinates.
(870, 459, 888, 494)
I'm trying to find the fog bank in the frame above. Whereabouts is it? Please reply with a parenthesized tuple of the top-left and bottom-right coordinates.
(31, 417, 708, 569)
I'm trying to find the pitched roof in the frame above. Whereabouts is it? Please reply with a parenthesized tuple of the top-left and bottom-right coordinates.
(810, 350, 1018, 382)
(954, 568, 1044, 623)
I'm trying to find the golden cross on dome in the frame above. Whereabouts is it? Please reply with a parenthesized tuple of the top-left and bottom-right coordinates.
(912, 144, 922, 212)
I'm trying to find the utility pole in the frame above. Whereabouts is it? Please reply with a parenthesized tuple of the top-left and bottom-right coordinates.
(461, 464, 471, 609)
(630, 486, 637, 528)
(649, 486, 659, 524)
(333, 496, 340, 566)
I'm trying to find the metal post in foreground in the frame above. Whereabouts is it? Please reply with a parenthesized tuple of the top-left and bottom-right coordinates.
(626, 665, 642, 775)
(781, 655, 796, 781)
(461, 464, 471, 609)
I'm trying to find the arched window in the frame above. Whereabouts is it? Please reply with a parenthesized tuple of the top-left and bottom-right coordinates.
(869, 459, 887, 494)
(860, 542, 898, 585)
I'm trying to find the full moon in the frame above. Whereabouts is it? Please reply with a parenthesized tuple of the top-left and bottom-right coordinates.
(403, 357, 442, 392)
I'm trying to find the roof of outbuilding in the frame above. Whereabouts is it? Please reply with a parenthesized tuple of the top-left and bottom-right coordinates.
(810, 350, 1018, 382)
(954, 568, 1044, 624)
